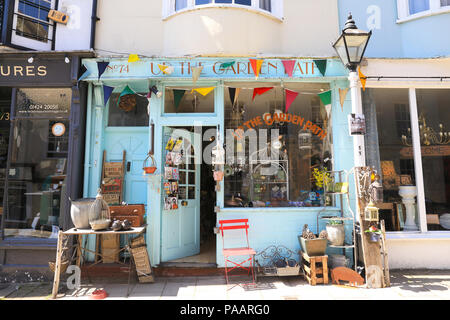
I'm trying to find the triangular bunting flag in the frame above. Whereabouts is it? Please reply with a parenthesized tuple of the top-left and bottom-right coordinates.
(219, 61, 235, 70)
(285, 89, 299, 112)
(318, 90, 332, 119)
(282, 60, 296, 77)
(339, 88, 349, 111)
(358, 67, 367, 91)
(191, 66, 203, 86)
(158, 64, 174, 75)
(252, 87, 273, 101)
(235, 88, 241, 106)
(173, 89, 185, 110)
(313, 59, 327, 76)
(128, 54, 140, 63)
(117, 85, 135, 106)
(193, 87, 215, 96)
(229, 88, 236, 106)
(97, 61, 109, 80)
(78, 64, 91, 82)
(249, 59, 264, 79)
(103, 85, 114, 105)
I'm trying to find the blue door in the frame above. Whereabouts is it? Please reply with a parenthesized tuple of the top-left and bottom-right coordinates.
(103, 128, 148, 209)
(161, 127, 201, 262)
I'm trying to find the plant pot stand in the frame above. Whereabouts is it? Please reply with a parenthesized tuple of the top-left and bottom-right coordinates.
(300, 251, 329, 286)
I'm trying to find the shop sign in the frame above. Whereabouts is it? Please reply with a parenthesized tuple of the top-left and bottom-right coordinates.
(15, 88, 71, 118)
(0, 58, 71, 86)
(82, 58, 347, 80)
(400, 145, 450, 158)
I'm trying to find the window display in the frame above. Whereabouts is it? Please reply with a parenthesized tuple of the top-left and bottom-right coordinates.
(164, 87, 215, 114)
(223, 83, 332, 208)
(2, 88, 71, 238)
(108, 93, 149, 127)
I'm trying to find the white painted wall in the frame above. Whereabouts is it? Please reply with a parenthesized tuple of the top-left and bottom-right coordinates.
(93, 0, 339, 57)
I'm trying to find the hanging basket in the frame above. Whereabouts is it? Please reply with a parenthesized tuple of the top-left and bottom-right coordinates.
(143, 153, 157, 174)
(213, 171, 224, 181)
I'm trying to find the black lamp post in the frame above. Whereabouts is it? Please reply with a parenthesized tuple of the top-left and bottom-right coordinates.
(333, 13, 372, 72)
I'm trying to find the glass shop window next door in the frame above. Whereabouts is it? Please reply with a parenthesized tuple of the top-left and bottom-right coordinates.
(2, 88, 71, 239)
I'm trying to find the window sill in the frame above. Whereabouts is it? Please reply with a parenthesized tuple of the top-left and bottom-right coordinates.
(386, 231, 450, 240)
(218, 206, 342, 213)
(396, 7, 450, 24)
(163, 4, 283, 23)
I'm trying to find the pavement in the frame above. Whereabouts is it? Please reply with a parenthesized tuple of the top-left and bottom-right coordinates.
(1, 269, 450, 300)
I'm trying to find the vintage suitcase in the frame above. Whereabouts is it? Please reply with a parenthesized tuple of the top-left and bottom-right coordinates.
(109, 204, 145, 227)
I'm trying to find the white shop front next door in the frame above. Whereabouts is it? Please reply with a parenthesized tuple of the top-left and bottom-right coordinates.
(161, 126, 201, 262)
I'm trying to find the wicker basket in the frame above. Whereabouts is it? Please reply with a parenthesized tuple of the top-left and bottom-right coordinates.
(131, 235, 146, 248)
(49, 260, 70, 273)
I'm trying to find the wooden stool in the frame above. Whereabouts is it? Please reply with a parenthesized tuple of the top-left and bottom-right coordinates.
(300, 251, 329, 286)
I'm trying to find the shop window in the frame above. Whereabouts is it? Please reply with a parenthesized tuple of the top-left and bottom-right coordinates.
(2, 88, 70, 239)
(107, 93, 149, 127)
(0, 87, 12, 225)
(164, 87, 215, 114)
(363, 88, 418, 232)
(223, 83, 331, 208)
(415, 89, 450, 231)
(397, 0, 450, 21)
(11, 0, 55, 50)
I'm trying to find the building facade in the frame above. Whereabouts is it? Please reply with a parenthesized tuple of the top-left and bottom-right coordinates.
(0, 0, 96, 280)
(338, 0, 450, 268)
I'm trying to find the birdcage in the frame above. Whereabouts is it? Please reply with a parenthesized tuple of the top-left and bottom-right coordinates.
(89, 189, 111, 230)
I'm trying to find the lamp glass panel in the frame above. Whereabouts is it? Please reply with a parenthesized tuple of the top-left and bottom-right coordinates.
(343, 34, 369, 63)
(333, 36, 349, 67)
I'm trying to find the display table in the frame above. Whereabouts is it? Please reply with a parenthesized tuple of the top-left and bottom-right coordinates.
(51, 225, 147, 299)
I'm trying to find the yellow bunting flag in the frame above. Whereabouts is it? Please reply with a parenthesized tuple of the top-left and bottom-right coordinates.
(193, 87, 215, 96)
(128, 54, 140, 63)
(358, 67, 367, 91)
(249, 59, 264, 80)
(158, 64, 174, 75)
(339, 88, 349, 111)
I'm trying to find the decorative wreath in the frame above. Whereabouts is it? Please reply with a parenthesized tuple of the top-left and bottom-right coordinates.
(118, 94, 136, 112)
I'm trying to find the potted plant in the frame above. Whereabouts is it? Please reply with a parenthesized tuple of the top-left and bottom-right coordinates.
(312, 168, 332, 192)
(298, 224, 328, 256)
(365, 225, 382, 243)
(326, 219, 345, 246)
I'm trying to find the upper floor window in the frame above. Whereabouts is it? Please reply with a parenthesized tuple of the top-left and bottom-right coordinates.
(165, 0, 281, 20)
(11, 0, 56, 50)
(397, 0, 450, 22)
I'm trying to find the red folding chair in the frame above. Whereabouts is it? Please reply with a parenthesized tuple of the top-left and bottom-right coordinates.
(219, 219, 256, 288)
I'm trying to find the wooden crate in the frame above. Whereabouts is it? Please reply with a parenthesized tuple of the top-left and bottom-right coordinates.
(101, 234, 120, 263)
(131, 245, 154, 283)
(300, 251, 329, 286)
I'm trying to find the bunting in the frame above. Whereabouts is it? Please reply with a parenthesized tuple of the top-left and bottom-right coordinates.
(117, 85, 135, 105)
(173, 89, 185, 110)
(339, 88, 349, 111)
(103, 85, 114, 105)
(282, 60, 296, 77)
(252, 87, 273, 101)
(318, 90, 332, 119)
(285, 89, 298, 112)
(313, 59, 327, 76)
(249, 59, 264, 79)
(128, 54, 140, 63)
(191, 66, 203, 86)
(229, 87, 236, 106)
(358, 67, 367, 91)
(78, 64, 91, 82)
(97, 61, 109, 80)
(219, 61, 235, 70)
(158, 64, 174, 75)
(193, 87, 215, 96)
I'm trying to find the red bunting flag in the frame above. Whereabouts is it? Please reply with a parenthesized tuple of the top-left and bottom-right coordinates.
(285, 89, 299, 112)
(252, 87, 273, 101)
(249, 59, 264, 79)
(282, 60, 296, 77)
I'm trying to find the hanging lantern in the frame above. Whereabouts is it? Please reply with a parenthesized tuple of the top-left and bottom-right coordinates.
(369, 174, 384, 204)
(364, 201, 379, 222)
(89, 189, 111, 230)
(298, 130, 312, 150)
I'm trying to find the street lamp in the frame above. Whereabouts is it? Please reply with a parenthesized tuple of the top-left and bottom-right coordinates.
(333, 13, 371, 167)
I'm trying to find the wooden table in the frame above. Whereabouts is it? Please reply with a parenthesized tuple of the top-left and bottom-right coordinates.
(51, 225, 147, 299)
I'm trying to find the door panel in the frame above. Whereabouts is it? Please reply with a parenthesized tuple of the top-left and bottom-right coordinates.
(161, 127, 201, 262)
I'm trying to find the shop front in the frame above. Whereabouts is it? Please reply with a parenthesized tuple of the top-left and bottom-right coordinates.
(81, 57, 357, 268)
(0, 51, 92, 272)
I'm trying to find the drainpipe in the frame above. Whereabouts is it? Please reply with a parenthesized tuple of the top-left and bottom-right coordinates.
(90, 0, 99, 50)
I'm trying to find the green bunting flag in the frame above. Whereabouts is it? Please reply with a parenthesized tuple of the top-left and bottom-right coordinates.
(219, 61, 235, 70)
(318, 90, 332, 119)
(313, 59, 327, 76)
(117, 85, 135, 106)
(173, 89, 185, 110)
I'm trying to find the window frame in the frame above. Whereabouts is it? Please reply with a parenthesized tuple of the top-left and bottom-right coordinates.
(10, 0, 56, 51)
(397, 0, 450, 23)
(162, 0, 283, 21)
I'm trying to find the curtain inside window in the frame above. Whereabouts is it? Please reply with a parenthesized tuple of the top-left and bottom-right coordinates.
(408, 0, 430, 14)
(259, 0, 271, 11)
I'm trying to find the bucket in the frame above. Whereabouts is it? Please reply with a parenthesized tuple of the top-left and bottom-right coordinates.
(70, 198, 95, 229)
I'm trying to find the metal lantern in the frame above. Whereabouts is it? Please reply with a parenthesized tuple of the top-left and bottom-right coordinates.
(364, 201, 379, 222)
(332, 13, 372, 72)
(369, 174, 384, 204)
(89, 188, 111, 230)
(298, 130, 312, 150)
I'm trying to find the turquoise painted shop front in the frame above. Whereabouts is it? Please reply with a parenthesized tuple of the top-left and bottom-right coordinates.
(81, 57, 357, 267)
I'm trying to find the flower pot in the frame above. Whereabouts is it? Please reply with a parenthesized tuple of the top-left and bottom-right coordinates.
(143, 153, 157, 174)
(326, 224, 345, 246)
(368, 232, 381, 243)
(298, 236, 327, 256)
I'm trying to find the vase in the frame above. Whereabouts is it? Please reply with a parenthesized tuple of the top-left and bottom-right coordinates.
(398, 185, 419, 231)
